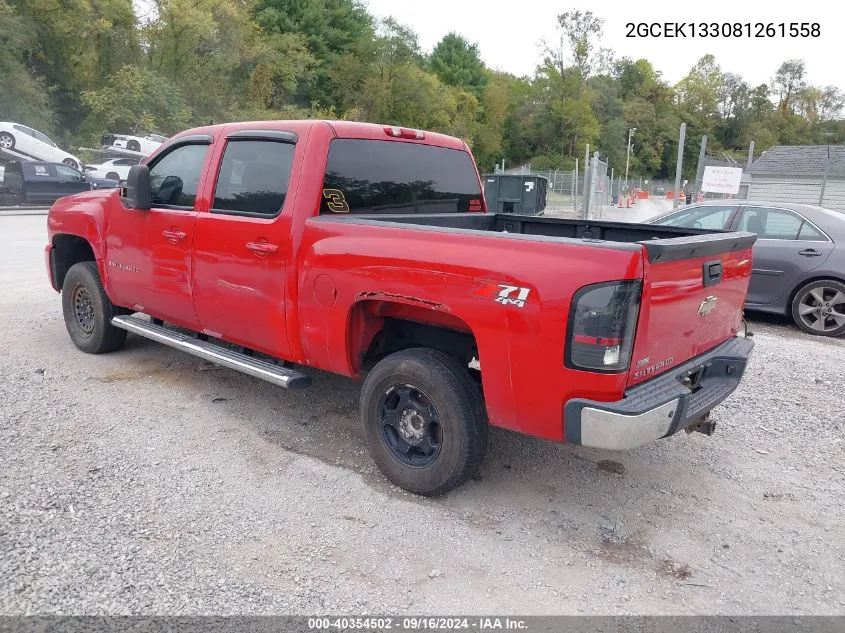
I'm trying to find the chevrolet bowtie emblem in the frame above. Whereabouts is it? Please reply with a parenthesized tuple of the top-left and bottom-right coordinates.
(698, 295, 718, 316)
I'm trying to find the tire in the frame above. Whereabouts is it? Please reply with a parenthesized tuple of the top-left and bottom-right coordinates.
(791, 279, 845, 337)
(360, 348, 488, 496)
(62, 158, 79, 170)
(105, 172, 120, 181)
(126, 140, 141, 152)
(61, 261, 127, 353)
(0, 132, 14, 150)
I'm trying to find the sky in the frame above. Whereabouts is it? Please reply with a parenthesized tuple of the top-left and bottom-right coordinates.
(363, 0, 841, 91)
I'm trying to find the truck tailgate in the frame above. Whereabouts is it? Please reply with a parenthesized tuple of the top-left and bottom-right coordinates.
(627, 232, 756, 388)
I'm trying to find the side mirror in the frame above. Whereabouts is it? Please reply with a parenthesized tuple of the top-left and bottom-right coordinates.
(120, 164, 152, 210)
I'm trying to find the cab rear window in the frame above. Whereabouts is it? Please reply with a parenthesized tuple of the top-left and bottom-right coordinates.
(320, 139, 483, 214)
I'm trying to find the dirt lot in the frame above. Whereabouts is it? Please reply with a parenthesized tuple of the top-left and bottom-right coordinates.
(1, 214, 843, 615)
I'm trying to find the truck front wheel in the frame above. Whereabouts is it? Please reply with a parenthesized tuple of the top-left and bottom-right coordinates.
(61, 262, 127, 354)
(360, 348, 488, 496)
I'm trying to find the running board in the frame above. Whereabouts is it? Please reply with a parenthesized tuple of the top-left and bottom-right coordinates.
(111, 315, 311, 390)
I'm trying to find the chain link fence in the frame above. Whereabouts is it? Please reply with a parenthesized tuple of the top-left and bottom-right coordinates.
(510, 162, 620, 219)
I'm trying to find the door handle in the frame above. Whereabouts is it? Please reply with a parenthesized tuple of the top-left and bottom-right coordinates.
(162, 229, 187, 243)
(798, 249, 823, 257)
(246, 241, 279, 255)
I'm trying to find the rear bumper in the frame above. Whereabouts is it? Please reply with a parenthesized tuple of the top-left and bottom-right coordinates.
(563, 336, 754, 450)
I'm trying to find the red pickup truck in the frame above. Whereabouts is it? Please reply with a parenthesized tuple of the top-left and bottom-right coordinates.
(45, 120, 756, 495)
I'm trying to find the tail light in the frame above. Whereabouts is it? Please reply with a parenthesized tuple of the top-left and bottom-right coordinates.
(566, 280, 641, 372)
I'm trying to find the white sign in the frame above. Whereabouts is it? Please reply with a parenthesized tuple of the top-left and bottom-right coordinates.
(702, 166, 743, 194)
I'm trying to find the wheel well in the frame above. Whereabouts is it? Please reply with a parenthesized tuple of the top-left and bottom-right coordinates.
(52, 234, 96, 289)
(350, 299, 480, 381)
(787, 275, 845, 311)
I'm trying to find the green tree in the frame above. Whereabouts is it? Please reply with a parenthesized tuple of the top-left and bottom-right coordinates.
(772, 59, 806, 114)
(8, 0, 140, 136)
(0, 0, 54, 130)
(81, 65, 192, 137)
(253, 0, 373, 108)
(429, 33, 488, 99)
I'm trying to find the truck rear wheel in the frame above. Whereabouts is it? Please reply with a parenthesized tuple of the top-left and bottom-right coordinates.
(360, 348, 488, 496)
(61, 261, 127, 354)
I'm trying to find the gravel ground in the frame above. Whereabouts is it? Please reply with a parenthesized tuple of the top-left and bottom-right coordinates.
(1, 214, 843, 615)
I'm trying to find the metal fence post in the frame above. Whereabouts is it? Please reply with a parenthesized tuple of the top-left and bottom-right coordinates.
(584, 144, 589, 205)
(583, 151, 599, 219)
(693, 135, 707, 202)
(820, 159, 829, 206)
(574, 159, 578, 211)
(673, 123, 686, 210)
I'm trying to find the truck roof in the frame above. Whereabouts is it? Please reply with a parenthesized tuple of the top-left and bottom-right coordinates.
(168, 120, 468, 151)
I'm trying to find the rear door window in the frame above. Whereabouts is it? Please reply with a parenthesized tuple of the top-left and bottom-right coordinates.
(737, 207, 803, 240)
(212, 139, 295, 217)
(320, 139, 483, 214)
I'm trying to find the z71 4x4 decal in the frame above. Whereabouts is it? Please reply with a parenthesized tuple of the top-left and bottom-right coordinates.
(472, 282, 531, 309)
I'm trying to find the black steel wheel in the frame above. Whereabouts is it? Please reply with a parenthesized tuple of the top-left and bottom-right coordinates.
(791, 279, 845, 337)
(61, 261, 127, 353)
(360, 348, 488, 496)
(378, 384, 442, 468)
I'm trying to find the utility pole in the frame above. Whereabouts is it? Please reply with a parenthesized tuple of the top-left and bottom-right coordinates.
(610, 167, 614, 200)
(693, 135, 707, 203)
(625, 127, 636, 191)
(746, 141, 755, 169)
(673, 123, 686, 210)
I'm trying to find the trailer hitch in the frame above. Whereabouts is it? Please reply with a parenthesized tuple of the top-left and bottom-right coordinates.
(685, 413, 717, 436)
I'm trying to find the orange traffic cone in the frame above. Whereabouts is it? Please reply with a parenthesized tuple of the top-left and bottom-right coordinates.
(626, 196, 631, 208)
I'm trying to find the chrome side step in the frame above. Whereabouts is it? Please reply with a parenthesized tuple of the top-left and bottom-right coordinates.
(111, 315, 311, 390)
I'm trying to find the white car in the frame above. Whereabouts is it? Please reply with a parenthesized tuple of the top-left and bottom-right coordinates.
(0, 122, 83, 170)
(83, 157, 140, 182)
(101, 133, 167, 156)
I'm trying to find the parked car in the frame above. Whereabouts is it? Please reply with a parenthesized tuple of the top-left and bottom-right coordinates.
(44, 120, 756, 496)
(100, 133, 167, 156)
(0, 160, 114, 205)
(649, 200, 845, 336)
(0, 122, 83, 170)
(84, 157, 140, 182)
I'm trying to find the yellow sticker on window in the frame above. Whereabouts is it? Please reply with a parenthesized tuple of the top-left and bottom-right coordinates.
(322, 188, 350, 213)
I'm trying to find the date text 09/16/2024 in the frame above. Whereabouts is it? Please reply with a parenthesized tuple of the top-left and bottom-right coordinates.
(626, 22, 820, 38)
